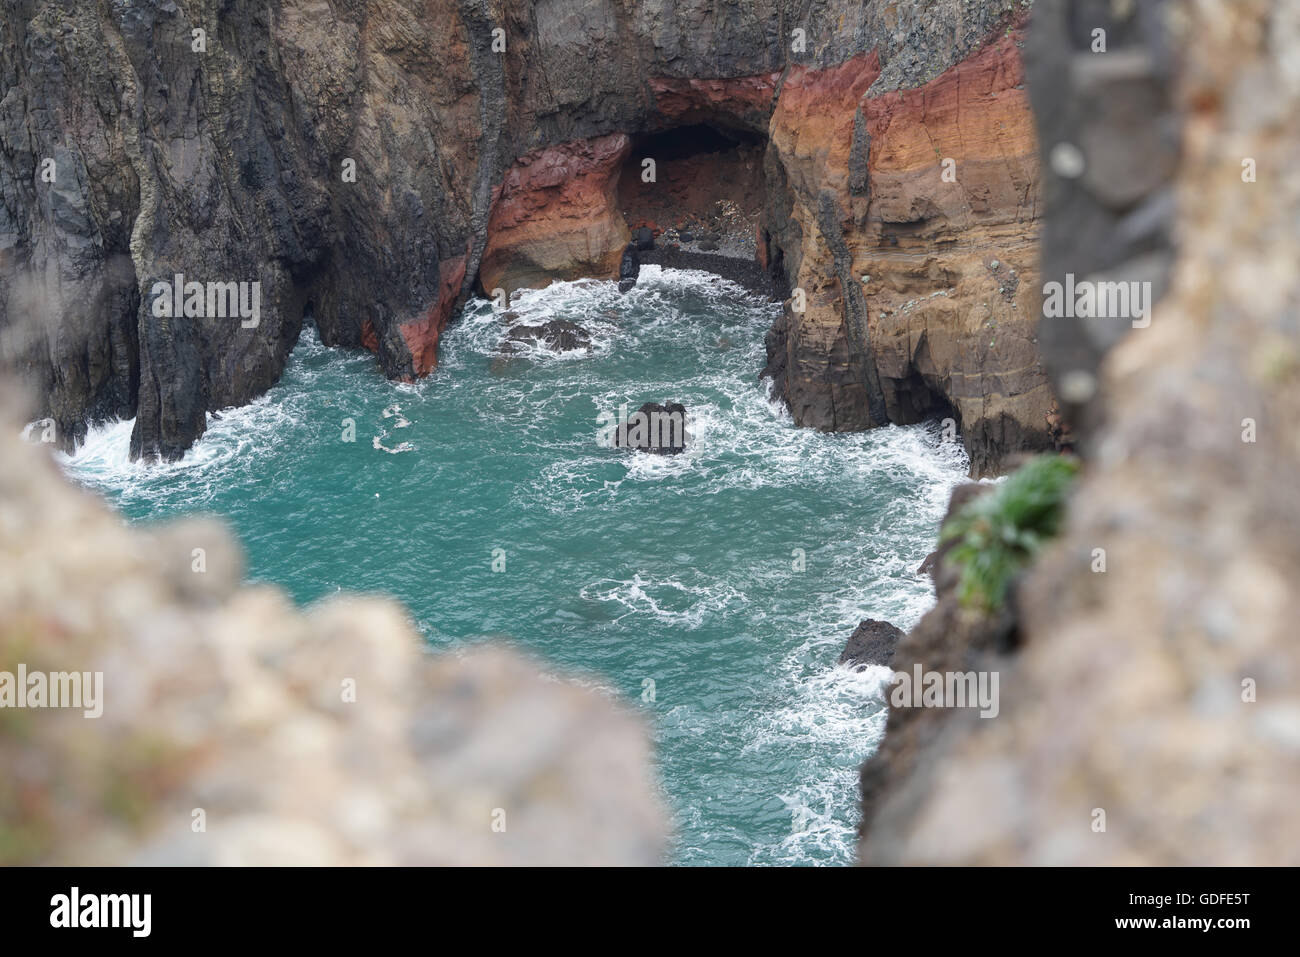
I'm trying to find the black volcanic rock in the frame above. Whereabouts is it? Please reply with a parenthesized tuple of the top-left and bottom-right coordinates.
(634, 227, 655, 251)
(505, 319, 592, 354)
(838, 619, 905, 670)
(611, 401, 689, 455)
(617, 242, 640, 293)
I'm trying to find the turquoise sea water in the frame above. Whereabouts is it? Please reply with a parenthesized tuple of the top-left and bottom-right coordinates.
(62, 265, 969, 865)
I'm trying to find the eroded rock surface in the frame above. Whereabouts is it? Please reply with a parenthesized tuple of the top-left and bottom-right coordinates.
(481, 134, 632, 295)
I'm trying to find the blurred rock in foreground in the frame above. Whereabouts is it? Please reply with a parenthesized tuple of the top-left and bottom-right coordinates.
(859, 0, 1300, 865)
(0, 396, 667, 865)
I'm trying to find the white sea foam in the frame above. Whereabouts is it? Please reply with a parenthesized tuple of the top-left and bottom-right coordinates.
(451, 267, 971, 865)
(578, 573, 746, 629)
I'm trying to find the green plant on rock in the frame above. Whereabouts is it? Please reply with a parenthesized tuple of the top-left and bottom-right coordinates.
(940, 454, 1080, 613)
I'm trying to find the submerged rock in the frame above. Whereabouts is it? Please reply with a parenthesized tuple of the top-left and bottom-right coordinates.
(838, 619, 905, 670)
(504, 319, 593, 354)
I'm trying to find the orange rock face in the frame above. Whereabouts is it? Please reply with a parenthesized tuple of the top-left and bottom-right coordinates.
(864, 32, 1050, 474)
(770, 53, 881, 200)
(480, 133, 632, 297)
(865, 35, 1035, 225)
(764, 29, 1054, 473)
(763, 53, 887, 432)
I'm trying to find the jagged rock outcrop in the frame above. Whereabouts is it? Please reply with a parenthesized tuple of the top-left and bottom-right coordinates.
(610, 400, 690, 455)
(0, 381, 666, 865)
(858, 0, 1300, 866)
(838, 619, 905, 670)
(503, 318, 592, 354)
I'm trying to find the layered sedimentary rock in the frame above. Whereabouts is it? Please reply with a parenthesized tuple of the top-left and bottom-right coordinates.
(762, 52, 891, 434)
(1, 0, 1049, 470)
(859, 0, 1300, 865)
(762, 26, 1052, 474)
(0, 383, 666, 865)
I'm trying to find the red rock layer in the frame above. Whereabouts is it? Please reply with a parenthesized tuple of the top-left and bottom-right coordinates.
(398, 252, 468, 378)
(864, 34, 1036, 227)
(649, 73, 779, 132)
(479, 133, 632, 297)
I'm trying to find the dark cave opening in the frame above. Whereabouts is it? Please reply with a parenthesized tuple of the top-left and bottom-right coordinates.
(877, 331, 959, 431)
(617, 123, 767, 257)
(890, 366, 959, 428)
(630, 123, 760, 160)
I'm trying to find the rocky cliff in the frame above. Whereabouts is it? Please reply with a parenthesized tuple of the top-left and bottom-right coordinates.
(2, 0, 1051, 472)
(761, 23, 1050, 474)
